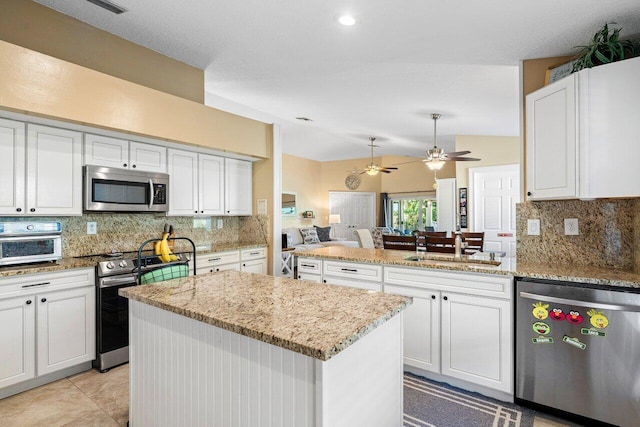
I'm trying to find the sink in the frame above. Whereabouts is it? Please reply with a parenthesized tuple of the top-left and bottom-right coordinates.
(403, 255, 501, 268)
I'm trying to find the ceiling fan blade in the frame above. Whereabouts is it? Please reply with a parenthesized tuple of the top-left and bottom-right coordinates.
(443, 157, 482, 162)
(381, 167, 398, 170)
(392, 159, 423, 166)
(380, 170, 392, 173)
(444, 150, 471, 157)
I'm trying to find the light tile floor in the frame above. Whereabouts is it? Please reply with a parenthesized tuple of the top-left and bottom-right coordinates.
(0, 364, 579, 426)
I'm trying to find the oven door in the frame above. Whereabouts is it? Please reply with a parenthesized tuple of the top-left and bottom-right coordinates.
(97, 275, 135, 355)
(0, 235, 62, 266)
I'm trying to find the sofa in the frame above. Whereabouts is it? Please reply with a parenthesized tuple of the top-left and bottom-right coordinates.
(282, 226, 359, 251)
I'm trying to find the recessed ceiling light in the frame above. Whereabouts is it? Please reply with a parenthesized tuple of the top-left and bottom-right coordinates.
(338, 15, 356, 26)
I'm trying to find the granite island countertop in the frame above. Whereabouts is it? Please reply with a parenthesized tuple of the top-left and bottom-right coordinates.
(296, 246, 640, 288)
(0, 241, 268, 278)
(119, 270, 411, 361)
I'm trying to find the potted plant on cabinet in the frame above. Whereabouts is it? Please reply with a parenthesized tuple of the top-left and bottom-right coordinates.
(572, 22, 637, 72)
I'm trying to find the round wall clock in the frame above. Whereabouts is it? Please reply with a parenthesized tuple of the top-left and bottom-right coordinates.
(345, 173, 361, 190)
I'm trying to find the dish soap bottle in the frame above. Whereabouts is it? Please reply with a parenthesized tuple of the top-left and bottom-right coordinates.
(454, 233, 462, 258)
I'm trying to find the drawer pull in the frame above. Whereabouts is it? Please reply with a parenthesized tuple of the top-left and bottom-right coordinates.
(301, 264, 315, 268)
(22, 282, 51, 288)
(341, 268, 358, 273)
(209, 257, 221, 261)
(249, 251, 260, 255)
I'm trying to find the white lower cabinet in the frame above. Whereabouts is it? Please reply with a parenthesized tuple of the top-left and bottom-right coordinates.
(240, 247, 267, 274)
(440, 292, 511, 392)
(195, 250, 240, 274)
(384, 267, 513, 394)
(384, 284, 440, 373)
(0, 295, 35, 388)
(0, 268, 95, 392)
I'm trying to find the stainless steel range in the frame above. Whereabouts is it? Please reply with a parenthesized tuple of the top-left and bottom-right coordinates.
(92, 252, 184, 372)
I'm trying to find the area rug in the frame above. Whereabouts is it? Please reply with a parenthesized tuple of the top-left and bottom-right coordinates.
(404, 373, 536, 427)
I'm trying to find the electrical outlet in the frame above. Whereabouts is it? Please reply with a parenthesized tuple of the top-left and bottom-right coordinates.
(564, 218, 579, 235)
(87, 222, 97, 235)
(527, 219, 540, 236)
(217, 219, 223, 229)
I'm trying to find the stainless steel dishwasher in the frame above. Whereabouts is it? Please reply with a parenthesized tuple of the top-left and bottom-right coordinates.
(516, 278, 640, 427)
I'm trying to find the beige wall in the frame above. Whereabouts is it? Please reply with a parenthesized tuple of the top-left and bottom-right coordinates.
(281, 154, 455, 227)
(1, 0, 204, 103)
(282, 154, 324, 228)
(454, 135, 520, 189)
(0, 40, 270, 158)
(251, 136, 274, 273)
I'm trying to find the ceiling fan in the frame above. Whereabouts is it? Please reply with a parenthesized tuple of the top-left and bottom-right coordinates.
(397, 113, 481, 170)
(358, 137, 398, 176)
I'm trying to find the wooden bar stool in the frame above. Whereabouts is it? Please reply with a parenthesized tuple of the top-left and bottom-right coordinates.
(383, 234, 417, 251)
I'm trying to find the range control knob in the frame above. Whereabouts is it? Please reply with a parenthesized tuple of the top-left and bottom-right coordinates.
(106, 262, 115, 269)
(118, 260, 128, 268)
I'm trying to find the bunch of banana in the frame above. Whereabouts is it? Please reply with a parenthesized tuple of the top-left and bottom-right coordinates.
(154, 224, 178, 263)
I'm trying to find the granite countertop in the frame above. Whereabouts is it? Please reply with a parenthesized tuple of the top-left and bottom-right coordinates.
(0, 241, 267, 279)
(295, 246, 640, 288)
(119, 270, 411, 361)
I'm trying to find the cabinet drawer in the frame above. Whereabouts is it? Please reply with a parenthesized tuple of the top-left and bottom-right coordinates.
(322, 276, 382, 292)
(240, 247, 266, 261)
(323, 261, 382, 282)
(384, 266, 512, 299)
(0, 268, 95, 299)
(197, 251, 240, 268)
(297, 258, 321, 274)
(297, 272, 322, 283)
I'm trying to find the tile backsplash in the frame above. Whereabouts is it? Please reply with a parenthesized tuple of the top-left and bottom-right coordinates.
(8, 214, 269, 257)
(517, 199, 637, 270)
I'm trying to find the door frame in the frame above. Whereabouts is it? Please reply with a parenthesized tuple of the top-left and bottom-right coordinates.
(468, 163, 521, 232)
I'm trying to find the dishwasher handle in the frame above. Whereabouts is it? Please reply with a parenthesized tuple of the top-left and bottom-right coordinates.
(519, 291, 640, 312)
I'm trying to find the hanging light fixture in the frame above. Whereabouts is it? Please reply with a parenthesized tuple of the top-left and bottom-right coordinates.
(425, 114, 445, 171)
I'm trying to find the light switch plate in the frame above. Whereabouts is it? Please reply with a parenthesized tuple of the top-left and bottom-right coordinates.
(217, 219, 223, 229)
(87, 222, 97, 235)
(564, 218, 579, 235)
(527, 219, 540, 236)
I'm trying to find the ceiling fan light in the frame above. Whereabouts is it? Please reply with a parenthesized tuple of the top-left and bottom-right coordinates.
(426, 160, 444, 171)
(366, 169, 379, 176)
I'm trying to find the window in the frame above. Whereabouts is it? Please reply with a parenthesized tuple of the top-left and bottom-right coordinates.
(389, 197, 437, 234)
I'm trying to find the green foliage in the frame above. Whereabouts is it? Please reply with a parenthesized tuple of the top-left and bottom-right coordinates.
(572, 23, 637, 72)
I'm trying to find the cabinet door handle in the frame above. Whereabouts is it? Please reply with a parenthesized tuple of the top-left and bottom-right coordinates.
(323, 279, 327, 283)
(242, 263, 246, 267)
(22, 282, 51, 288)
(443, 296, 448, 301)
(195, 211, 198, 214)
(209, 257, 221, 261)
(30, 208, 36, 212)
(41, 298, 47, 303)
(132, 164, 137, 168)
(301, 264, 315, 268)
(26, 300, 32, 305)
(340, 268, 358, 273)
(527, 191, 532, 196)
(431, 295, 436, 299)
(123, 163, 128, 167)
(16, 208, 22, 212)
(249, 252, 260, 255)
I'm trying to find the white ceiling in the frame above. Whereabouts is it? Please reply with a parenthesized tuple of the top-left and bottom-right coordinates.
(35, 0, 640, 161)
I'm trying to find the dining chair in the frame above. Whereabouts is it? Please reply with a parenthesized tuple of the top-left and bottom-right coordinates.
(416, 231, 447, 251)
(425, 235, 456, 253)
(354, 229, 375, 249)
(382, 234, 417, 251)
(461, 232, 484, 254)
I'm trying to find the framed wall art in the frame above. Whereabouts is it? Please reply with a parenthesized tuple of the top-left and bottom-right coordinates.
(459, 187, 468, 229)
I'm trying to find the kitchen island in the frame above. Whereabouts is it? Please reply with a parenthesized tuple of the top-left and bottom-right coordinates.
(119, 270, 411, 427)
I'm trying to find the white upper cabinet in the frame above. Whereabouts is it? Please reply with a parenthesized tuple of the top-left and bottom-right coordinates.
(224, 158, 252, 216)
(168, 150, 252, 216)
(526, 76, 577, 200)
(26, 124, 83, 216)
(526, 57, 640, 200)
(0, 118, 26, 216)
(84, 134, 166, 173)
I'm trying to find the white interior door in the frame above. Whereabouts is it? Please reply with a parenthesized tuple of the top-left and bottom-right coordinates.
(329, 192, 375, 240)
(469, 164, 520, 257)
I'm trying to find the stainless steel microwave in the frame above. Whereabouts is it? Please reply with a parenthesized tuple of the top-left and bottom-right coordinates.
(84, 165, 169, 212)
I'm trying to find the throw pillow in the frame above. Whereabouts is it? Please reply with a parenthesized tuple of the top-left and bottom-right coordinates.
(371, 227, 399, 249)
(314, 225, 332, 242)
(300, 228, 321, 244)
